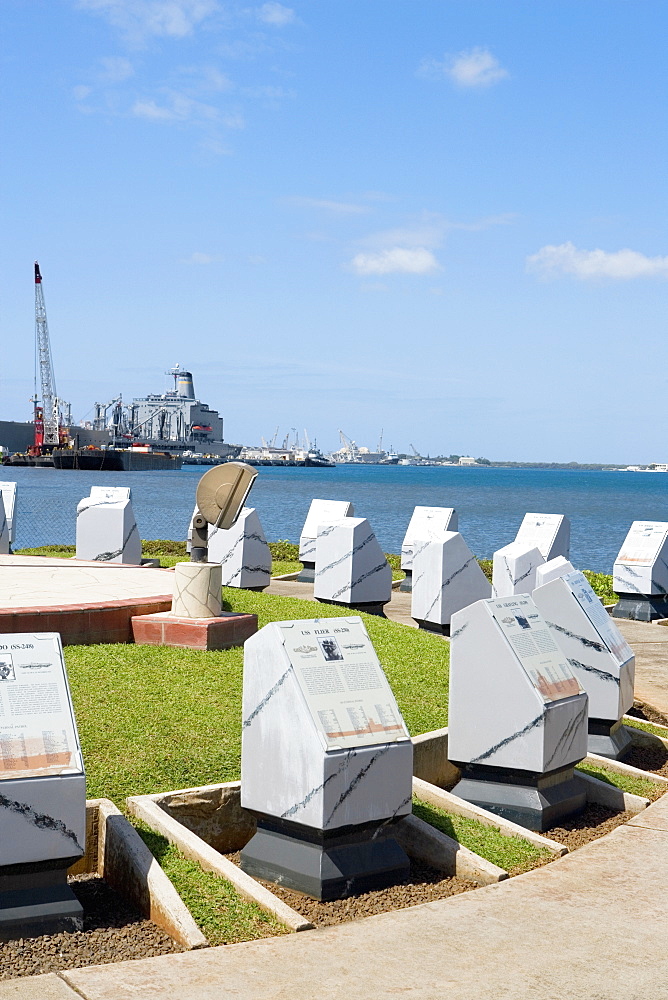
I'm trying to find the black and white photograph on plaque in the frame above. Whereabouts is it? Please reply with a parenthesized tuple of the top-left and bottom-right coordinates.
(318, 636, 344, 661)
(0, 657, 15, 682)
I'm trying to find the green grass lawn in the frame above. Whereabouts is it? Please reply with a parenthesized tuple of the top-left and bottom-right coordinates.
(575, 762, 664, 800)
(64, 590, 449, 806)
(623, 716, 668, 739)
(135, 822, 287, 945)
(412, 798, 552, 876)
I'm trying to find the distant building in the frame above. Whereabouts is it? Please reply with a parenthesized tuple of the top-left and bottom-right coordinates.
(458, 456, 478, 466)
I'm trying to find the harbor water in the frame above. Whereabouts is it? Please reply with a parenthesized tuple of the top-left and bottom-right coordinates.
(7, 464, 668, 574)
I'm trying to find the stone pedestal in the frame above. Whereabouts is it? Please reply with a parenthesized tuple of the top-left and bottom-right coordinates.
(492, 543, 544, 598)
(0, 858, 83, 941)
(298, 499, 353, 583)
(612, 521, 668, 621)
(76, 493, 141, 564)
(313, 518, 391, 613)
(172, 563, 222, 618)
(448, 595, 588, 831)
(208, 508, 271, 590)
(514, 513, 570, 562)
(533, 570, 635, 759)
(131, 610, 257, 650)
(411, 532, 490, 633)
(400, 506, 458, 593)
(241, 618, 412, 899)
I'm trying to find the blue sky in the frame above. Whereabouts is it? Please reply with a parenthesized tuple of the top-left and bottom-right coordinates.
(1, 0, 666, 462)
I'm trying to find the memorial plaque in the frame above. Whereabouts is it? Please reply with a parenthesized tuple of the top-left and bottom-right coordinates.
(617, 521, 668, 565)
(564, 570, 633, 666)
(515, 513, 570, 561)
(281, 619, 408, 750)
(0, 634, 83, 780)
(448, 595, 588, 830)
(489, 597, 583, 703)
(241, 616, 412, 898)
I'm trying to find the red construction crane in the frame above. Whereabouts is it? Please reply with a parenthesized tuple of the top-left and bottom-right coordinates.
(30, 262, 69, 454)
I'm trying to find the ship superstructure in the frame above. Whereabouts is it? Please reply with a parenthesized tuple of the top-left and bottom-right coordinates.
(94, 365, 238, 458)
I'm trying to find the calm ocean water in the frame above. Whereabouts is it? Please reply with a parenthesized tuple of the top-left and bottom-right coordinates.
(7, 464, 668, 574)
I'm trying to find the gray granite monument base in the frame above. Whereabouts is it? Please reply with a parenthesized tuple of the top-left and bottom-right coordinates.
(240, 815, 410, 901)
(0, 857, 83, 940)
(297, 562, 316, 583)
(413, 618, 450, 636)
(399, 570, 413, 593)
(315, 598, 388, 618)
(450, 763, 587, 832)
(588, 717, 633, 760)
(611, 593, 668, 622)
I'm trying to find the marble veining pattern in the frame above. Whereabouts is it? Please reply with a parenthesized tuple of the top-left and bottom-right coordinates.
(208, 508, 271, 589)
(172, 563, 222, 618)
(324, 745, 392, 826)
(567, 657, 619, 685)
(243, 665, 292, 730)
(471, 712, 544, 764)
(314, 518, 391, 607)
(0, 791, 83, 853)
(76, 494, 142, 565)
(544, 702, 588, 769)
(546, 621, 606, 652)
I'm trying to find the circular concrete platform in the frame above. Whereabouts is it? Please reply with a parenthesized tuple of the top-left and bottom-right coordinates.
(0, 555, 174, 645)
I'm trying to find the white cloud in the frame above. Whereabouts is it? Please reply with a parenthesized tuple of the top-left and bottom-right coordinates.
(418, 46, 508, 88)
(73, 84, 93, 101)
(257, 2, 295, 26)
(188, 252, 221, 263)
(78, 0, 219, 44)
(287, 196, 370, 215)
(98, 55, 134, 82)
(349, 247, 440, 276)
(131, 91, 221, 122)
(527, 242, 668, 280)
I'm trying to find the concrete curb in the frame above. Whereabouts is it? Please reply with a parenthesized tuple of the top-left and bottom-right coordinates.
(71, 798, 206, 950)
(623, 715, 668, 750)
(412, 776, 567, 855)
(126, 794, 313, 933)
(394, 814, 508, 885)
(585, 751, 668, 785)
(576, 773, 649, 813)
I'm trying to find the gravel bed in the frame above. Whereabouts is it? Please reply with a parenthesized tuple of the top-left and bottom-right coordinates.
(225, 853, 477, 927)
(0, 873, 182, 981)
(544, 803, 633, 851)
(623, 742, 668, 780)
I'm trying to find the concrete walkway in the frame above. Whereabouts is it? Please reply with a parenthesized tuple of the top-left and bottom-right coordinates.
(4, 791, 668, 999)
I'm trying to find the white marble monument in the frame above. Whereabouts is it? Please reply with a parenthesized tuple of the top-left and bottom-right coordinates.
(411, 531, 491, 633)
(207, 507, 271, 589)
(313, 518, 392, 613)
(448, 594, 588, 830)
(172, 561, 223, 617)
(534, 556, 575, 588)
(492, 542, 545, 598)
(0, 482, 17, 548)
(514, 512, 570, 562)
(76, 487, 142, 564)
(400, 506, 458, 592)
(533, 569, 635, 758)
(298, 499, 354, 582)
(240, 616, 412, 898)
(612, 521, 668, 621)
(0, 497, 9, 556)
(0, 633, 86, 937)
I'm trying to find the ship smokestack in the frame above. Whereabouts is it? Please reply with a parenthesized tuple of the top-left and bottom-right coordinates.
(176, 371, 195, 399)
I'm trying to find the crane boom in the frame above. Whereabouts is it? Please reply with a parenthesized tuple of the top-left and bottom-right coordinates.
(34, 262, 60, 447)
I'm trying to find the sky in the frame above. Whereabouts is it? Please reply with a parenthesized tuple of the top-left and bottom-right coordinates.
(1, 0, 667, 463)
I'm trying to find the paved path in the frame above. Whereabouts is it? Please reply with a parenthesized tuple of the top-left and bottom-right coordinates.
(6, 792, 668, 1000)
(268, 579, 668, 717)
